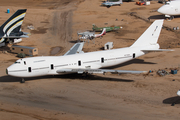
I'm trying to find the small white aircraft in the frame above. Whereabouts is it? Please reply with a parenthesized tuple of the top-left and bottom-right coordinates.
(157, 1, 180, 20)
(6, 20, 172, 83)
(101, 0, 123, 8)
(78, 28, 106, 40)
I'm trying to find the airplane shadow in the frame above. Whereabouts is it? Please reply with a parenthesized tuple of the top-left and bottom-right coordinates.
(103, 58, 156, 69)
(173, 16, 180, 19)
(148, 15, 180, 20)
(0, 46, 10, 51)
(69, 40, 83, 43)
(163, 96, 180, 104)
(0, 74, 134, 83)
(148, 15, 166, 20)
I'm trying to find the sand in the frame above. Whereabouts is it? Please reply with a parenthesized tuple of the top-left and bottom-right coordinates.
(0, 0, 180, 120)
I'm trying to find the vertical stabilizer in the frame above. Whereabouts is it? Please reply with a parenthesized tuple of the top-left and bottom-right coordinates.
(0, 9, 27, 43)
(130, 20, 164, 47)
(95, 28, 106, 37)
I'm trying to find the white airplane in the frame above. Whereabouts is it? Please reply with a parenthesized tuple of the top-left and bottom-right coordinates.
(177, 90, 180, 96)
(157, 1, 180, 20)
(78, 28, 106, 40)
(101, 0, 123, 8)
(6, 20, 172, 83)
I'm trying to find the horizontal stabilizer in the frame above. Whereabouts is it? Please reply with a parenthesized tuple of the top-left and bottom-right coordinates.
(142, 49, 174, 52)
(3, 35, 29, 38)
(22, 32, 30, 35)
(57, 68, 148, 74)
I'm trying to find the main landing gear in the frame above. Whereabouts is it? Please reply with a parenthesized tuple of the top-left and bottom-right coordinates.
(20, 78, 25, 83)
(166, 16, 174, 21)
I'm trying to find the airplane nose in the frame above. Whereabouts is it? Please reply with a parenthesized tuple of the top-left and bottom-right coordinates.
(157, 6, 168, 15)
(157, 7, 164, 14)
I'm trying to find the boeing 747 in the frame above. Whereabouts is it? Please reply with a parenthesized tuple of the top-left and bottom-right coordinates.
(6, 20, 172, 83)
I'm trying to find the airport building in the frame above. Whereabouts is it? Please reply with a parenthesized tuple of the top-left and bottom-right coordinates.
(10, 45, 38, 56)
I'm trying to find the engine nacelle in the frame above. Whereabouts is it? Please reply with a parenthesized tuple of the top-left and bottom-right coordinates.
(177, 90, 180, 96)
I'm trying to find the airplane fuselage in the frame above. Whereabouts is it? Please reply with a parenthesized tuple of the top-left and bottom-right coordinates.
(158, 1, 180, 17)
(6, 44, 159, 78)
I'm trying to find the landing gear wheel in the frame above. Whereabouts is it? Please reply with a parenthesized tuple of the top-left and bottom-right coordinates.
(170, 16, 174, 20)
(166, 16, 174, 21)
(20, 78, 25, 83)
(107, 6, 110, 8)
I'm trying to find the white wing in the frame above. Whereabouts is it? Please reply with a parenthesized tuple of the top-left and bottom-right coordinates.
(57, 68, 148, 74)
(64, 42, 84, 56)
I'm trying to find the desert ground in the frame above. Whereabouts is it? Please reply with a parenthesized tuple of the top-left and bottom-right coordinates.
(0, 0, 180, 120)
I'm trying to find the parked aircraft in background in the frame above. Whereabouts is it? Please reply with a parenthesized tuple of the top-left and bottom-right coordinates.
(101, 0, 123, 8)
(0, 9, 29, 47)
(92, 24, 121, 32)
(78, 28, 106, 40)
(6, 20, 173, 83)
(157, 1, 180, 20)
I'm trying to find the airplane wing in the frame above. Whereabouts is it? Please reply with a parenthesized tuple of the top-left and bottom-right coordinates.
(141, 49, 174, 52)
(57, 68, 148, 74)
(64, 42, 84, 56)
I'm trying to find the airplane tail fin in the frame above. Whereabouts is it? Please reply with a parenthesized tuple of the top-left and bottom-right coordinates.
(0, 9, 27, 43)
(101, 28, 106, 35)
(130, 20, 164, 48)
(95, 28, 106, 37)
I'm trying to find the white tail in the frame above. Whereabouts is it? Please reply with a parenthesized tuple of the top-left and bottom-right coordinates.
(131, 20, 164, 48)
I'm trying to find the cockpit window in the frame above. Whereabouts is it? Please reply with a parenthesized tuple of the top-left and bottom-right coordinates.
(14, 61, 20, 64)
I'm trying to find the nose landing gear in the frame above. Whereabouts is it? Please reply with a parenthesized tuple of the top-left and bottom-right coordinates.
(20, 78, 25, 83)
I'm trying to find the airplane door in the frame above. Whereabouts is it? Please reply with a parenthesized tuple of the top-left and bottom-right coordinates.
(133, 53, 135, 58)
(28, 67, 31, 72)
(78, 60, 81, 66)
(101, 57, 104, 63)
(51, 64, 54, 70)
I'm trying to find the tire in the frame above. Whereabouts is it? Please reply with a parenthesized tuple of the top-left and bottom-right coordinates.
(20, 79, 25, 83)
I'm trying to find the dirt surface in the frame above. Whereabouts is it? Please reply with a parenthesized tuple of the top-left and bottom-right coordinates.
(0, 0, 180, 120)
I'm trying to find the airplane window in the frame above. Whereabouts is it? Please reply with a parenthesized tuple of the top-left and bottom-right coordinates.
(24, 61, 26, 65)
(14, 62, 20, 64)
